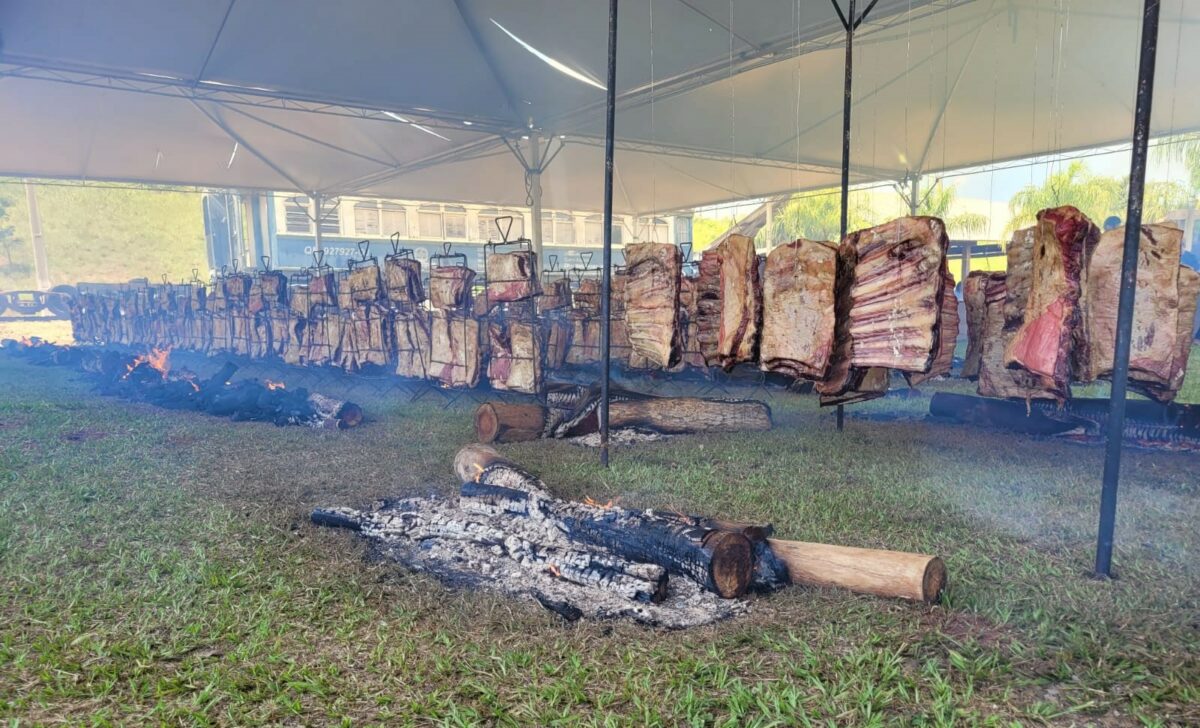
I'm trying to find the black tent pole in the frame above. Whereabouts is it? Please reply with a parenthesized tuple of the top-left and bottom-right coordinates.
(834, 0, 860, 432)
(1095, 0, 1160, 578)
(599, 0, 619, 467)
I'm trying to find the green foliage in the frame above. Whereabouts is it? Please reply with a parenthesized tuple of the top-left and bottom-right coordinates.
(0, 194, 18, 268)
(1154, 133, 1200, 197)
(0, 180, 206, 291)
(691, 216, 734, 251)
(761, 189, 875, 246)
(1005, 161, 1124, 235)
(917, 181, 988, 238)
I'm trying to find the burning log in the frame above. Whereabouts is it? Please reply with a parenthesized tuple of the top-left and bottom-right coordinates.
(455, 445, 946, 603)
(472, 393, 772, 443)
(930, 391, 1200, 451)
(4, 342, 363, 429)
(453, 444, 755, 597)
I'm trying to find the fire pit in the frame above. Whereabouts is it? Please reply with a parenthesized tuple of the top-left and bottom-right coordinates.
(314, 445, 947, 628)
(2, 339, 363, 429)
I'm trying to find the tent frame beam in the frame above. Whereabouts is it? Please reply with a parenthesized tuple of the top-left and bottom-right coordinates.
(0, 57, 509, 134)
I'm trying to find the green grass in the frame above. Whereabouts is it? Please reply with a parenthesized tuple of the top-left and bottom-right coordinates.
(0, 180, 206, 292)
(1, 352, 1198, 725)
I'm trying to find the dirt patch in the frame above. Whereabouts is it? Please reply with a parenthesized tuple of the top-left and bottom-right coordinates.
(923, 610, 1014, 649)
(61, 428, 109, 443)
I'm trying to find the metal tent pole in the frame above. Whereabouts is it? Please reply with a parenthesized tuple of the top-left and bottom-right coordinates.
(529, 131, 544, 265)
(23, 180, 51, 290)
(311, 192, 324, 254)
(1095, 0, 1161, 579)
(834, 0, 857, 433)
(599, 0, 619, 468)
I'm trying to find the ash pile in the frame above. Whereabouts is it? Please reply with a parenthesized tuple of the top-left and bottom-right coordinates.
(314, 446, 946, 628)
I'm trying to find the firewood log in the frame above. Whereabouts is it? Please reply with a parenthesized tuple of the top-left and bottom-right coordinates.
(472, 396, 772, 443)
(474, 402, 545, 443)
(766, 538, 946, 604)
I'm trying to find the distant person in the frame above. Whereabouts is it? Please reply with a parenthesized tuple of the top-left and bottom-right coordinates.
(1103, 215, 1121, 232)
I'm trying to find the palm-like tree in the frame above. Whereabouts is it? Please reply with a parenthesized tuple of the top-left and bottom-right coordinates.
(761, 189, 875, 247)
(1005, 161, 1124, 235)
(915, 180, 988, 239)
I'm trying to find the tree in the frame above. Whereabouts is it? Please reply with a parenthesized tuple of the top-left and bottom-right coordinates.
(1006, 161, 1124, 235)
(760, 189, 875, 247)
(691, 216, 734, 251)
(0, 195, 17, 267)
(1154, 133, 1200, 198)
(914, 180, 988, 239)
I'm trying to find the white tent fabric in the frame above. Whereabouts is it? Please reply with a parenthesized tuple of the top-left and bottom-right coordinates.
(0, 0, 1196, 213)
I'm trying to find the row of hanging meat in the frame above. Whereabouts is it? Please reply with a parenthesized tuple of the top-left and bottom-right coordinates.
(621, 206, 1197, 404)
(628, 216, 962, 406)
(961, 211, 1199, 403)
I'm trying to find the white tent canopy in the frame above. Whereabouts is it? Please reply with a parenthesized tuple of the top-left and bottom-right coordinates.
(1, 0, 1196, 214)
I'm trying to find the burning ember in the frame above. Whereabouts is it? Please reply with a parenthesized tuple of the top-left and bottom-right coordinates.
(123, 347, 172, 380)
(264, 379, 286, 391)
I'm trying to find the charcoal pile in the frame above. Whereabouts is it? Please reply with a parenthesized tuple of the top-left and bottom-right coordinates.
(1, 339, 362, 429)
(313, 445, 946, 627)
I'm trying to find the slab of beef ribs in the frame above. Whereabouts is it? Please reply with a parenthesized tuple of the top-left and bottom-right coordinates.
(542, 317, 572, 370)
(692, 235, 762, 369)
(566, 313, 601, 366)
(1003, 206, 1098, 399)
(977, 271, 1054, 401)
(677, 276, 706, 369)
(623, 243, 682, 369)
(845, 216, 949, 372)
(1166, 266, 1200, 400)
(961, 271, 994, 379)
(340, 303, 391, 371)
(487, 320, 543, 393)
(393, 309, 431, 379)
(906, 271, 959, 386)
(430, 310, 484, 387)
(1084, 224, 1184, 390)
(384, 257, 425, 306)
(815, 241, 863, 401)
(820, 367, 890, 406)
(485, 251, 541, 308)
(430, 266, 477, 311)
(538, 278, 573, 313)
(760, 239, 838, 379)
(610, 272, 633, 367)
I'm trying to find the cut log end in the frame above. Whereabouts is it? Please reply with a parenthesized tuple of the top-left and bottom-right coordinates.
(474, 402, 544, 443)
(923, 557, 947, 604)
(703, 530, 754, 598)
(336, 403, 364, 429)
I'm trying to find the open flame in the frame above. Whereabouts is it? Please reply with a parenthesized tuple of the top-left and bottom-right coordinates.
(122, 347, 171, 380)
(545, 563, 562, 578)
(19, 336, 36, 347)
(583, 496, 616, 509)
(264, 379, 286, 391)
(472, 463, 485, 483)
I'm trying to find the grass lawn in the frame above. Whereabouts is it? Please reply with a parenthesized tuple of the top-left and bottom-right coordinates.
(1, 348, 1198, 726)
